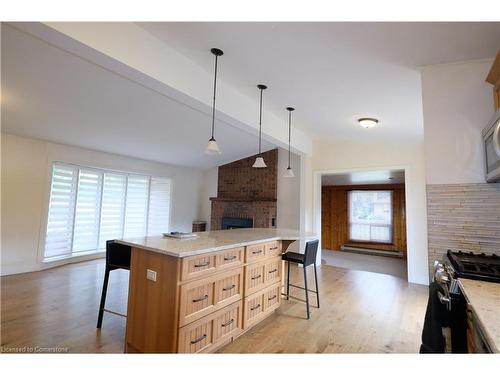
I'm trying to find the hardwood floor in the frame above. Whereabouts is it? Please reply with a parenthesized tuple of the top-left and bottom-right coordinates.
(1, 259, 428, 353)
(321, 249, 408, 279)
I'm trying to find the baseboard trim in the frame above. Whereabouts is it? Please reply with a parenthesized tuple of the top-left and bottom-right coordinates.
(340, 245, 403, 258)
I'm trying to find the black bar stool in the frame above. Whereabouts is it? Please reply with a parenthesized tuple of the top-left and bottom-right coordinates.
(96, 240, 131, 329)
(282, 239, 320, 319)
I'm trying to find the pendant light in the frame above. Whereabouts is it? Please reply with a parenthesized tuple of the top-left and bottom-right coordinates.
(283, 107, 295, 178)
(252, 84, 268, 168)
(205, 48, 224, 155)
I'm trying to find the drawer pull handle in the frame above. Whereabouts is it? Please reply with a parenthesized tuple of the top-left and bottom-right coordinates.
(190, 334, 207, 344)
(192, 294, 209, 303)
(222, 284, 236, 291)
(224, 255, 237, 261)
(251, 250, 263, 255)
(250, 304, 261, 311)
(270, 246, 278, 250)
(251, 274, 261, 280)
(268, 269, 278, 274)
(221, 318, 235, 327)
(194, 261, 210, 268)
(268, 295, 277, 301)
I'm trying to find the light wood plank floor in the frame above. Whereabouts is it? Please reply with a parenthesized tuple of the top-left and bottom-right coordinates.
(1, 259, 428, 353)
(322, 249, 408, 279)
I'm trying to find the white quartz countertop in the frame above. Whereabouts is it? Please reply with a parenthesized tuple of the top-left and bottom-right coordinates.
(116, 228, 317, 258)
(458, 278, 500, 353)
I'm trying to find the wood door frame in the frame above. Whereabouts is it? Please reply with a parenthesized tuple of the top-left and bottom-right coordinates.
(313, 165, 411, 282)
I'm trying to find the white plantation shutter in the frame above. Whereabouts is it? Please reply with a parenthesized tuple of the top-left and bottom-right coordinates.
(98, 173, 127, 249)
(124, 175, 150, 238)
(73, 169, 103, 252)
(44, 164, 78, 258)
(147, 177, 171, 236)
(43, 163, 171, 260)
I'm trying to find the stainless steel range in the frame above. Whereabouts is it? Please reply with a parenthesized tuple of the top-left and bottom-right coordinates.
(434, 250, 500, 308)
(422, 250, 500, 353)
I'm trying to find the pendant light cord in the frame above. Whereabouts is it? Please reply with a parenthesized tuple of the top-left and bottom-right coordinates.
(258, 87, 263, 155)
(288, 110, 292, 168)
(211, 54, 219, 140)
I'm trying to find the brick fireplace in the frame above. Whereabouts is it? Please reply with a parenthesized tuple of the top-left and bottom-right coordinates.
(210, 149, 278, 230)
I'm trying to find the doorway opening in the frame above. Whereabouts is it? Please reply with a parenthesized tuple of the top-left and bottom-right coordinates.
(320, 169, 407, 279)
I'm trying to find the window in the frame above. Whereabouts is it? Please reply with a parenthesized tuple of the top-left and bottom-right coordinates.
(44, 162, 171, 260)
(348, 190, 392, 243)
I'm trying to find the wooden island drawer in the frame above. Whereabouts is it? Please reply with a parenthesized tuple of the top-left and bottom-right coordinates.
(212, 300, 243, 342)
(265, 241, 281, 257)
(244, 262, 265, 295)
(179, 267, 243, 327)
(243, 283, 281, 329)
(245, 243, 266, 263)
(178, 319, 213, 353)
(177, 301, 243, 353)
(243, 292, 265, 329)
(216, 247, 244, 270)
(263, 283, 281, 311)
(264, 257, 282, 284)
(181, 253, 217, 281)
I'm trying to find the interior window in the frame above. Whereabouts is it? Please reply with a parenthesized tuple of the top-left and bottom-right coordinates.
(348, 190, 393, 243)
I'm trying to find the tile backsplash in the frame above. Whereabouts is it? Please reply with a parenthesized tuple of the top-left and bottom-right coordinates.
(427, 183, 500, 277)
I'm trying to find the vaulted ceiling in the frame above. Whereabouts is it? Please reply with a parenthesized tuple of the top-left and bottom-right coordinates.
(138, 22, 500, 142)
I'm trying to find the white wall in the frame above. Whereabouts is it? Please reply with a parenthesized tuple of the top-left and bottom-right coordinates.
(1, 133, 205, 275)
(277, 148, 301, 230)
(421, 60, 494, 184)
(198, 166, 218, 231)
(277, 148, 302, 252)
(306, 139, 429, 285)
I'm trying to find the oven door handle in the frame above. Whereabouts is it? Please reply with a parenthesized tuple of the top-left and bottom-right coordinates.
(438, 291, 451, 310)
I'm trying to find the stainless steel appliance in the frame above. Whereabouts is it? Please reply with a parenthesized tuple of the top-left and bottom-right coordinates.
(427, 250, 500, 353)
(483, 108, 500, 182)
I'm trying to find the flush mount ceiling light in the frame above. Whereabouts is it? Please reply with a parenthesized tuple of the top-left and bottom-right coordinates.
(358, 117, 379, 129)
(205, 48, 224, 155)
(283, 107, 295, 178)
(252, 84, 268, 168)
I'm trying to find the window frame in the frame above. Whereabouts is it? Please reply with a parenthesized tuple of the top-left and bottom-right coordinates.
(347, 189, 394, 245)
(40, 161, 172, 263)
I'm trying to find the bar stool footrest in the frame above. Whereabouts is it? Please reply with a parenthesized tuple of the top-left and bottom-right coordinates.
(287, 283, 318, 294)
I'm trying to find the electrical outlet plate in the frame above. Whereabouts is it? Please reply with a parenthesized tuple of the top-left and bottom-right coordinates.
(146, 269, 157, 282)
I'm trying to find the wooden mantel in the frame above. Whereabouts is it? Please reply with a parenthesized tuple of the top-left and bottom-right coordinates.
(210, 197, 277, 202)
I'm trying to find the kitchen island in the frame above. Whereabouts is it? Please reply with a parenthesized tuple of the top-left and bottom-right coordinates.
(116, 228, 316, 353)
